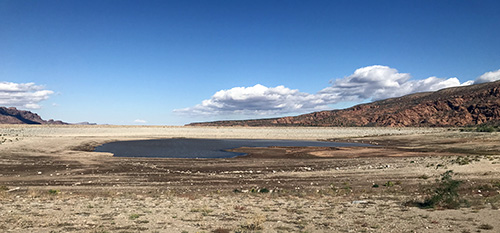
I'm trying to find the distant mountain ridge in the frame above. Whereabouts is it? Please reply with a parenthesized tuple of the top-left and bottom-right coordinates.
(0, 107, 66, 125)
(188, 80, 500, 127)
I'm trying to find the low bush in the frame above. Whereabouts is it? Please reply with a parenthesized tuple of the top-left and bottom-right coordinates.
(419, 170, 467, 209)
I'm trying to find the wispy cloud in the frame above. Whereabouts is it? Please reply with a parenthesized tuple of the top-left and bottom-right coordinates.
(133, 119, 147, 124)
(0, 82, 53, 109)
(175, 65, 497, 116)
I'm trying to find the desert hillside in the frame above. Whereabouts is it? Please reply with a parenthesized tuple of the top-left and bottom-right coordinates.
(0, 107, 66, 124)
(189, 80, 500, 127)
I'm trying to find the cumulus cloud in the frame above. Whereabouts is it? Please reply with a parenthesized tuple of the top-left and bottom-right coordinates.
(0, 82, 53, 109)
(474, 69, 500, 84)
(176, 65, 500, 116)
(318, 65, 463, 101)
(174, 84, 328, 116)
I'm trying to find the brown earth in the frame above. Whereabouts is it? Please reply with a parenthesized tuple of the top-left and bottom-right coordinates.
(189, 80, 500, 127)
(0, 107, 66, 125)
(0, 126, 499, 232)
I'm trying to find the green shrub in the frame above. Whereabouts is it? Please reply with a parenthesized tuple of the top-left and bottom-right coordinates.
(476, 125, 496, 132)
(384, 181, 394, 187)
(259, 188, 270, 193)
(48, 189, 59, 195)
(129, 214, 140, 220)
(420, 170, 466, 209)
(452, 156, 472, 165)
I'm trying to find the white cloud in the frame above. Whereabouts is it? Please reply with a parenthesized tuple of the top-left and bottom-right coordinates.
(319, 65, 463, 101)
(474, 69, 500, 84)
(0, 82, 53, 109)
(134, 119, 147, 124)
(176, 65, 500, 117)
(174, 84, 328, 116)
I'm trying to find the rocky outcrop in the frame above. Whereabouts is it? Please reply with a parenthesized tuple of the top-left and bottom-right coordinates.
(188, 80, 500, 127)
(0, 107, 66, 125)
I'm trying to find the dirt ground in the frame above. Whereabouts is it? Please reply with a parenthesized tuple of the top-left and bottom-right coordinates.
(0, 125, 499, 233)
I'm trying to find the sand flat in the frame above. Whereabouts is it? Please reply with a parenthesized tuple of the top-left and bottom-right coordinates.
(0, 125, 499, 232)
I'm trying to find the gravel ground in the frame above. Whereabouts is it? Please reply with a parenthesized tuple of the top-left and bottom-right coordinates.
(0, 125, 499, 233)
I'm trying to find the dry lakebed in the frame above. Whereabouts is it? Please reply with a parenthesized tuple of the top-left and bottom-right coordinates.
(0, 125, 499, 232)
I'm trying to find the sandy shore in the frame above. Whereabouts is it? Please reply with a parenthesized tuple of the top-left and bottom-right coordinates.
(0, 125, 499, 232)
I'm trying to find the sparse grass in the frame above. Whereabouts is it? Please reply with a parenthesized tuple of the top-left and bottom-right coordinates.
(129, 214, 140, 220)
(190, 206, 213, 216)
(417, 170, 467, 209)
(212, 228, 232, 233)
(451, 156, 473, 165)
(48, 189, 59, 195)
(239, 214, 266, 231)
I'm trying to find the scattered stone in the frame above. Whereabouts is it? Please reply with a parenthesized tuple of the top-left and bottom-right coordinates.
(352, 200, 368, 204)
(7, 187, 20, 192)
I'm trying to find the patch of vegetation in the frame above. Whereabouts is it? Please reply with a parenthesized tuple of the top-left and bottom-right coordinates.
(492, 180, 500, 189)
(418, 170, 467, 209)
(419, 174, 430, 180)
(372, 184, 379, 188)
(329, 182, 353, 195)
(212, 228, 232, 233)
(462, 121, 500, 133)
(233, 187, 271, 193)
(476, 125, 498, 133)
(435, 164, 445, 169)
(478, 224, 494, 230)
(0, 185, 8, 191)
(190, 207, 213, 216)
(239, 214, 266, 231)
(342, 182, 352, 192)
(451, 156, 472, 165)
(259, 187, 270, 193)
(129, 214, 140, 220)
(48, 189, 59, 195)
(383, 181, 394, 187)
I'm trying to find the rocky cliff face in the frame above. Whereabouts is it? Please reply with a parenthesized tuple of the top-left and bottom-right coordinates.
(188, 80, 500, 127)
(0, 107, 66, 125)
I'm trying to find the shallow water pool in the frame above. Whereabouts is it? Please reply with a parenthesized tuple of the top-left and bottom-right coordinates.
(95, 138, 371, 158)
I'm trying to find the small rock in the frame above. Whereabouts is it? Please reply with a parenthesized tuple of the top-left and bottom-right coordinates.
(7, 187, 20, 192)
(352, 200, 368, 204)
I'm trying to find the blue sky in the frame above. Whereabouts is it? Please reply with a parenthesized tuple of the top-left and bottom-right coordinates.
(1, 0, 500, 125)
